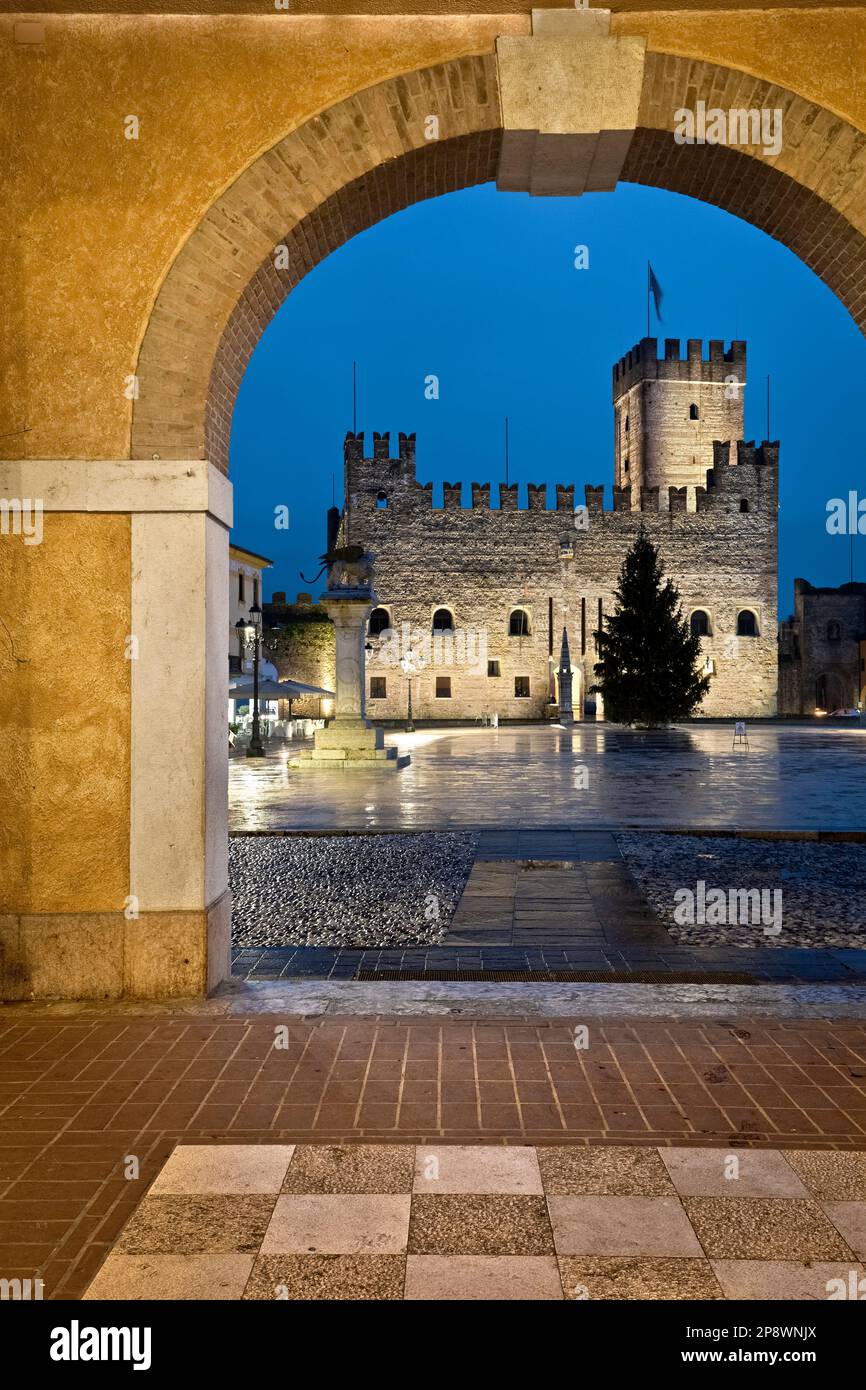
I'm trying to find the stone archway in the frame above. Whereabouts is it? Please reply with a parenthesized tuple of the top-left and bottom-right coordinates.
(132, 48, 866, 474)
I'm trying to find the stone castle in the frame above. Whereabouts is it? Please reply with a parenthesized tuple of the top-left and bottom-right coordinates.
(332, 336, 779, 722)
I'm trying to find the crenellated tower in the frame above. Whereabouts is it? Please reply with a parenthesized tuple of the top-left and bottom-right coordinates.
(612, 337, 746, 506)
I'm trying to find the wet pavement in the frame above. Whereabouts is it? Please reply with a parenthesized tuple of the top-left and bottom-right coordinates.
(229, 723, 866, 833)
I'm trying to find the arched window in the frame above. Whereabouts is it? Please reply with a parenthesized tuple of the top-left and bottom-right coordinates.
(690, 610, 711, 638)
(368, 607, 391, 636)
(689, 403, 699, 420)
(508, 608, 531, 637)
(736, 610, 758, 637)
(375, 491, 389, 509)
(739, 498, 750, 513)
(827, 620, 842, 641)
(432, 607, 454, 632)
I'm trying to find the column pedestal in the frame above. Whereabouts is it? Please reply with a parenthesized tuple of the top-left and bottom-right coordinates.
(288, 588, 408, 772)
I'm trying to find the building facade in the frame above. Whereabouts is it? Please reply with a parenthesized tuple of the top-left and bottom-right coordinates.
(779, 580, 866, 715)
(342, 337, 779, 722)
(229, 543, 272, 678)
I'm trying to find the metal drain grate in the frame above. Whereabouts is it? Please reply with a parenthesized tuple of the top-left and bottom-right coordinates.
(354, 968, 756, 984)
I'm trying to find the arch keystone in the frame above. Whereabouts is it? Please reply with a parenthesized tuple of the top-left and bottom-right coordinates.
(496, 8, 646, 195)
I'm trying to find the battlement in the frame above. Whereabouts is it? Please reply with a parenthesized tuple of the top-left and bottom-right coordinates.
(612, 337, 747, 398)
(708, 439, 780, 474)
(347, 433, 777, 518)
(344, 430, 416, 467)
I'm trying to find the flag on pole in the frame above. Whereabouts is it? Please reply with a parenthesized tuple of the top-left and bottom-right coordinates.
(647, 262, 663, 334)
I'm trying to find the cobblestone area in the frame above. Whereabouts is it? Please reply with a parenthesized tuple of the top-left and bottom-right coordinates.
(618, 833, 866, 950)
(229, 833, 476, 948)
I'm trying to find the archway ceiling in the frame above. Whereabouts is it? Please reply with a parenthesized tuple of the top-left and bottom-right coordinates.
(131, 50, 866, 473)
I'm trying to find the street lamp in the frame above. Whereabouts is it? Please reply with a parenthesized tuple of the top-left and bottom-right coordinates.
(400, 648, 424, 733)
(235, 607, 265, 757)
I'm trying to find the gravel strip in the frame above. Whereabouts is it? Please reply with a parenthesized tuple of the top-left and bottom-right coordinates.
(616, 832, 866, 949)
(229, 833, 476, 947)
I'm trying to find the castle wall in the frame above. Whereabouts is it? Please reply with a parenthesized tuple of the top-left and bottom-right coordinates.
(346, 431, 779, 722)
(780, 581, 866, 714)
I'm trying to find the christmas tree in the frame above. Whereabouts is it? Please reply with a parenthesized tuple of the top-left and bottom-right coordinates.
(591, 529, 711, 726)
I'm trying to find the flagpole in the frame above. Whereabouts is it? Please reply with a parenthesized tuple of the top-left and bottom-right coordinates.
(646, 262, 650, 338)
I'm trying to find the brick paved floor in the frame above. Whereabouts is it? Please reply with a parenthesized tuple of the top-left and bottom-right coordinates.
(3, 1014, 866, 1298)
(82, 1142, 866, 1301)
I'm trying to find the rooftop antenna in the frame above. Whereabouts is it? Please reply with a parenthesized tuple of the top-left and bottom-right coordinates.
(332, 472, 335, 507)
(352, 360, 357, 434)
(766, 375, 771, 439)
(505, 415, 510, 488)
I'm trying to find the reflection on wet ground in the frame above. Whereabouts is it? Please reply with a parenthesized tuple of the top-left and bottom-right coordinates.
(229, 723, 866, 832)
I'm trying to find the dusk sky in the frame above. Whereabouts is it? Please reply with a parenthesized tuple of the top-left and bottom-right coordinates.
(230, 180, 866, 615)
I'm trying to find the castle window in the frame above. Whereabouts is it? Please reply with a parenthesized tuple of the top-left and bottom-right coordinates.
(432, 607, 454, 633)
(514, 676, 530, 698)
(238, 571, 245, 603)
(435, 676, 451, 698)
(623, 457, 629, 472)
(625, 415, 630, 433)
(376, 491, 389, 509)
(690, 610, 711, 638)
(689, 403, 699, 420)
(736, 610, 758, 637)
(739, 498, 750, 513)
(369, 676, 386, 699)
(368, 606, 391, 636)
(488, 660, 501, 677)
(508, 608, 531, 637)
(827, 620, 842, 642)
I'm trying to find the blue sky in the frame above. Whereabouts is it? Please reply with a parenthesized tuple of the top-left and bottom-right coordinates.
(230, 181, 866, 616)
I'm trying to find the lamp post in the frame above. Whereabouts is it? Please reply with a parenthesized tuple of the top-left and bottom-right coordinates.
(247, 601, 264, 757)
(235, 607, 265, 757)
(400, 648, 423, 733)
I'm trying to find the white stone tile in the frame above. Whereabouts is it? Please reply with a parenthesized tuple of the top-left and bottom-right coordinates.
(405, 1254, 562, 1300)
(548, 1195, 703, 1257)
(83, 1252, 253, 1300)
(659, 1147, 809, 1198)
(413, 1145, 543, 1194)
(150, 1144, 295, 1195)
(262, 1194, 411, 1255)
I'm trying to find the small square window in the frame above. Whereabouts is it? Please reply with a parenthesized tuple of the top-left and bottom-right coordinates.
(370, 676, 386, 699)
(487, 660, 500, 677)
(436, 676, 451, 698)
(514, 676, 530, 698)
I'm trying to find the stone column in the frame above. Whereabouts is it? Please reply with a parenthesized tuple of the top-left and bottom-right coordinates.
(288, 586, 406, 771)
(0, 459, 231, 1000)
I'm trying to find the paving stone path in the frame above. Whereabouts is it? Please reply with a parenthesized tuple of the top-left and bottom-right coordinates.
(83, 1141, 866, 1301)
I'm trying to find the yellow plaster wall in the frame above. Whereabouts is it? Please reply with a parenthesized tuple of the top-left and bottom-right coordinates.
(612, 9, 866, 129)
(0, 514, 131, 913)
(3, 10, 864, 464)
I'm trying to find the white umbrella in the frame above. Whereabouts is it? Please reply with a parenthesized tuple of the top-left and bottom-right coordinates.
(229, 677, 333, 700)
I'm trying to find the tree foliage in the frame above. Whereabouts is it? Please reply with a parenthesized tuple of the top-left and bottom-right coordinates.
(591, 528, 711, 726)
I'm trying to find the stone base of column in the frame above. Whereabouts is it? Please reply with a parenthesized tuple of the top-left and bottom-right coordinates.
(0, 891, 231, 1002)
(288, 719, 409, 772)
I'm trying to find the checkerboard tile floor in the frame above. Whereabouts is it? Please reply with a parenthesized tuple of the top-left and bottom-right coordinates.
(83, 1143, 866, 1301)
